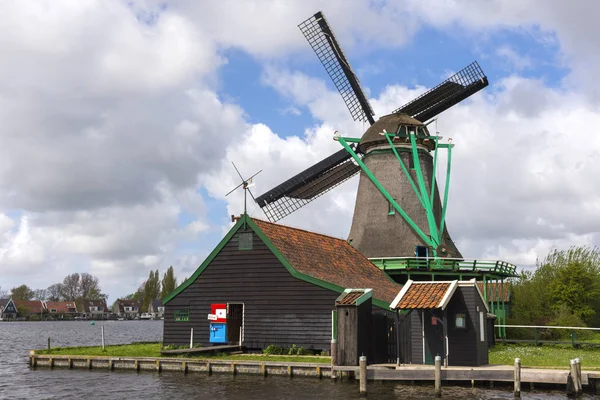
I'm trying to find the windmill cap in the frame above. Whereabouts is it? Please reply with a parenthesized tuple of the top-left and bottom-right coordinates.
(359, 113, 429, 153)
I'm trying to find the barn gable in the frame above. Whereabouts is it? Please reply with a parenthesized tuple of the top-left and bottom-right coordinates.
(163, 214, 401, 349)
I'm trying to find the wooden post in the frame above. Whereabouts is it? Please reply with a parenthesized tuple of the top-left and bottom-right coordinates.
(182, 361, 188, 374)
(101, 326, 105, 351)
(231, 362, 236, 375)
(134, 359, 139, 372)
(434, 355, 442, 398)
(48, 337, 51, 350)
(68, 358, 73, 369)
(514, 358, 521, 398)
(316, 366, 321, 379)
(261, 363, 266, 377)
(156, 359, 161, 372)
(330, 339, 337, 380)
(190, 328, 194, 349)
(575, 358, 583, 395)
(206, 361, 212, 375)
(359, 355, 367, 395)
(87, 358, 92, 369)
(569, 359, 581, 397)
(49, 357, 54, 369)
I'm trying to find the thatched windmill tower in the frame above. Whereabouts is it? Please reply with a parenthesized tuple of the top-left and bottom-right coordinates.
(255, 11, 489, 260)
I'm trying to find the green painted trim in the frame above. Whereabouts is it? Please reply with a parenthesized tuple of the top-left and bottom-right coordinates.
(163, 217, 246, 304)
(385, 133, 426, 208)
(409, 131, 439, 250)
(438, 144, 452, 238)
(332, 310, 338, 340)
(338, 137, 434, 248)
(430, 137, 439, 210)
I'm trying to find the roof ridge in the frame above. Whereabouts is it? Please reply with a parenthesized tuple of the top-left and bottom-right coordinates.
(251, 217, 350, 244)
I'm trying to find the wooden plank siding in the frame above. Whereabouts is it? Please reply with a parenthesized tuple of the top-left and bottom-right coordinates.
(446, 286, 488, 366)
(164, 229, 340, 350)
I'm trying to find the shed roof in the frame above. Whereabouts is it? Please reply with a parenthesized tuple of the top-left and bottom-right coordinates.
(390, 279, 489, 312)
(253, 218, 402, 305)
(390, 281, 454, 309)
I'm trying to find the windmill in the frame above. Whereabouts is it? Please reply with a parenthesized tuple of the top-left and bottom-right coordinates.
(225, 162, 262, 223)
(255, 11, 489, 260)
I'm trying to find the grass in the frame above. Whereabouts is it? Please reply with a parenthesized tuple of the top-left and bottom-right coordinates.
(490, 343, 600, 369)
(36, 342, 331, 363)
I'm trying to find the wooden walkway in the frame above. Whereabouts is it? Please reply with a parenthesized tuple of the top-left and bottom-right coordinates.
(334, 363, 594, 386)
(160, 344, 242, 355)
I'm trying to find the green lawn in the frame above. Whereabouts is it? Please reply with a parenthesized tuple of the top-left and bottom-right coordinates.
(36, 342, 331, 363)
(490, 343, 600, 369)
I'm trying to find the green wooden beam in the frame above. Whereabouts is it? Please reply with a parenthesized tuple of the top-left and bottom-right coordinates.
(337, 137, 434, 248)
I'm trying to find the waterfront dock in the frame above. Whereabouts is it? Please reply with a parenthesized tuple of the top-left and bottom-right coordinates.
(29, 351, 600, 393)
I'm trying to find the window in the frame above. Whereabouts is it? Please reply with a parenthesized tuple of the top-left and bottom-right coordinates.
(174, 309, 190, 322)
(388, 200, 395, 215)
(415, 245, 428, 258)
(90, 306, 98, 312)
(479, 311, 485, 342)
(455, 313, 466, 329)
(50, 308, 57, 313)
(238, 232, 253, 250)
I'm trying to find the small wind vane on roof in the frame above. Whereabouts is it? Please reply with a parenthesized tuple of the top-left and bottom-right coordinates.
(225, 162, 262, 218)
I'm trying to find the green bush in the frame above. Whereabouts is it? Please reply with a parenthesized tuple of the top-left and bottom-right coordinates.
(29, 314, 41, 321)
(263, 345, 283, 355)
(288, 344, 298, 355)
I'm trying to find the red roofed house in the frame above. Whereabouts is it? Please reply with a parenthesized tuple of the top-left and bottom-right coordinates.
(163, 214, 401, 361)
(1, 299, 46, 320)
(390, 279, 489, 366)
(45, 301, 78, 319)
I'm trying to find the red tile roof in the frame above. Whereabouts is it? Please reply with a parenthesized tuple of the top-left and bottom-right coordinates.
(14, 300, 45, 314)
(392, 282, 452, 309)
(336, 291, 364, 305)
(477, 282, 510, 302)
(253, 218, 401, 304)
(45, 301, 78, 313)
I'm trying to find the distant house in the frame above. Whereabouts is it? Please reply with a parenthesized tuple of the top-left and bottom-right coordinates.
(82, 300, 111, 320)
(45, 301, 78, 319)
(113, 299, 141, 319)
(0, 298, 9, 319)
(1, 299, 46, 320)
(148, 299, 164, 319)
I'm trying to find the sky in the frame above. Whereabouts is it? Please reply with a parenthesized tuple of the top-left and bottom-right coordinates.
(0, 0, 599, 301)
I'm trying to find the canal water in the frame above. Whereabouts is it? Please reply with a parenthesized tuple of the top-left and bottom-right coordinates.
(0, 321, 593, 399)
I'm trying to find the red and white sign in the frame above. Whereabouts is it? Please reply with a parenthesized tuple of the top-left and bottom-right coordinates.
(211, 303, 227, 323)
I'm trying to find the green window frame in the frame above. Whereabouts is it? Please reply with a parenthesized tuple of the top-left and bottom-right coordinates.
(388, 200, 395, 215)
(238, 232, 253, 250)
(174, 309, 190, 322)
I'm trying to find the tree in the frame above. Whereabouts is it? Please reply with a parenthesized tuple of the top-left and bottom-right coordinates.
(0, 286, 8, 298)
(142, 270, 160, 312)
(11, 284, 34, 300)
(80, 273, 102, 300)
(60, 273, 80, 301)
(33, 288, 48, 301)
(47, 283, 63, 302)
(160, 266, 178, 299)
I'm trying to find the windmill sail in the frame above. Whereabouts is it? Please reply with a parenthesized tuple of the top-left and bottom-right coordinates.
(255, 147, 361, 222)
(299, 11, 375, 125)
(393, 61, 488, 122)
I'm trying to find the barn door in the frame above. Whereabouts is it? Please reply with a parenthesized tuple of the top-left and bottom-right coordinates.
(227, 303, 244, 345)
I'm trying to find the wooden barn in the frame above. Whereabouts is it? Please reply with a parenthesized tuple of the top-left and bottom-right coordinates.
(163, 214, 401, 355)
(390, 279, 490, 366)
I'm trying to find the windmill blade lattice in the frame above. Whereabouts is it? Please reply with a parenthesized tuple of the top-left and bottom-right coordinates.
(299, 11, 375, 125)
(393, 61, 488, 122)
(255, 147, 362, 222)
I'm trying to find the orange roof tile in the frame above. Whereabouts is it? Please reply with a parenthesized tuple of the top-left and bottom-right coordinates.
(14, 300, 45, 314)
(45, 301, 78, 313)
(253, 218, 401, 304)
(477, 282, 510, 302)
(392, 282, 452, 309)
(336, 291, 364, 305)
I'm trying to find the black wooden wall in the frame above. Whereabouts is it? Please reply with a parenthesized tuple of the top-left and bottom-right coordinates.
(163, 229, 340, 350)
(446, 286, 488, 366)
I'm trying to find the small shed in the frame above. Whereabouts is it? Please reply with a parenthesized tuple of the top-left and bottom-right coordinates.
(335, 289, 372, 365)
(390, 279, 489, 366)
